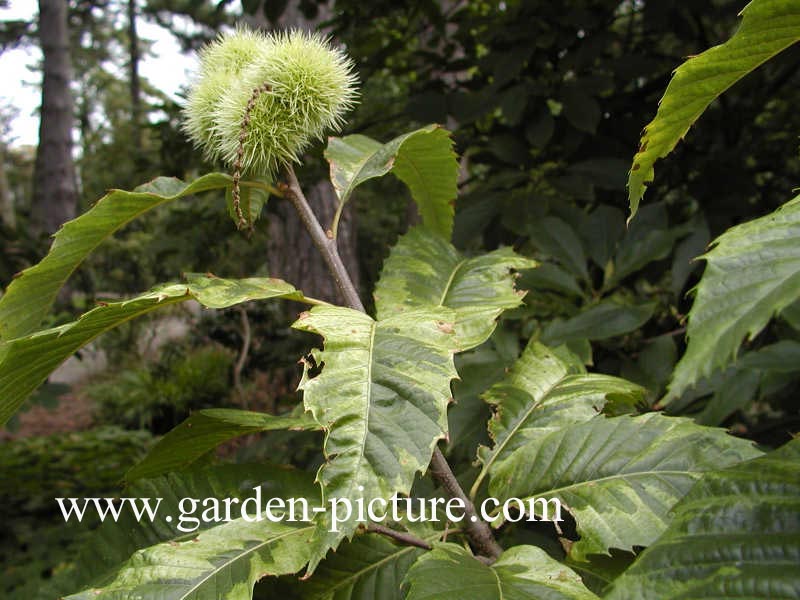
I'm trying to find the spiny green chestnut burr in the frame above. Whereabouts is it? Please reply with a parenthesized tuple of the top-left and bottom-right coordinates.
(182, 28, 358, 178)
(182, 28, 269, 163)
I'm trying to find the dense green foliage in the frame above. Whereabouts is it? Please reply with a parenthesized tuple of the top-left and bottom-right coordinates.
(1, 0, 799, 599)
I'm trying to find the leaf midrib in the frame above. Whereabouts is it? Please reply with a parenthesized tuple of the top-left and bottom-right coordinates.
(438, 258, 468, 307)
(343, 145, 384, 203)
(340, 319, 377, 505)
(179, 524, 314, 598)
(481, 375, 569, 484)
(513, 469, 699, 505)
(322, 532, 440, 596)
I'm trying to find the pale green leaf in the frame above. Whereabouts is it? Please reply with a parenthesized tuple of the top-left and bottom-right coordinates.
(374, 227, 536, 350)
(628, 0, 800, 216)
(0, 275, 302, 425)
(46, 464, 319, 599)
(667, 195, 800, 400)
(473, 340, 645, 497)
(0, 173, 254, 340)
(292, 306, 458, 572)
(490, 413, 762, 561)
(300, 532, 434, 600)
(325, 125, 457, 239)
(404, 543, 599, 599)
(66, 519, 314, 599)
(606, 439, 800, 599)
(127, 408, 320, 482)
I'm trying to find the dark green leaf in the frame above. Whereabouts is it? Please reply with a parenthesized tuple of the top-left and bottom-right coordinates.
(127, 408, 320, 482)
(561, 85, 601, 134)
(695, 368, 761, 426)
(528, 216, 589, 280)
(579, 205, 625, 269)
(301, 532, 433, 600)
(542, 300, 655, 346)
(518, 263, 584, 297)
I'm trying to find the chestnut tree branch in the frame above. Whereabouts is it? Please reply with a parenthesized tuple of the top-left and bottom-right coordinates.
(281, 164, 502, 562)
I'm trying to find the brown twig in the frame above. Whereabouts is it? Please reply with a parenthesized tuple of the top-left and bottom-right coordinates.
(429, 448, 503, 560)
(364, 523, 432, 550)
(280, 166, 364, 311)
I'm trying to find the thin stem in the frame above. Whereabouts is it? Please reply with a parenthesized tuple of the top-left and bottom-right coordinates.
(299, 295, 335, 307)
(330, 200, 345, 240)
(233, 306, 251, 407)
(282, 165, 502, 562)
(280, 165, 364, 311)
(469, 465, 489, 502)
(365, 523, 432, 550)
(240, 179, 283, 198)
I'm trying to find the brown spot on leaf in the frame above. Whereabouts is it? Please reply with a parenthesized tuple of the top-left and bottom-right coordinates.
(298, 311, 311, 320)
(436, 321, 455, 334)
(632, 163, 640, 171)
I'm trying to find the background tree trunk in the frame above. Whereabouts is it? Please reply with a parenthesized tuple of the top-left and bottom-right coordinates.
(0, 145, 14, 229)
(268, 178, 359, 305)
(128, 0, 143, 157)
(32, 0, 77, 236)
